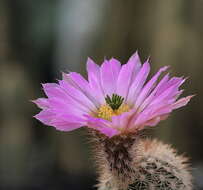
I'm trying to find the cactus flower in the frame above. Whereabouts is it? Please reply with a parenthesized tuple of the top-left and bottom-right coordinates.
(33, 52, 193, 137)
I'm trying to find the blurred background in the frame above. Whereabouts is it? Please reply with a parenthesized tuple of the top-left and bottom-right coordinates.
(0, 0, 202, 189)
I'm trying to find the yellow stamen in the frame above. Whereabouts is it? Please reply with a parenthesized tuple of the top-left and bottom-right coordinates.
(115, 104, 130, 115)
(97, 104, 130, 121)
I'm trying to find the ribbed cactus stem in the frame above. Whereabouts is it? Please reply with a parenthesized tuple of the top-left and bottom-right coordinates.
(90, 130, 138, 189)
(89, 130, 193, 190)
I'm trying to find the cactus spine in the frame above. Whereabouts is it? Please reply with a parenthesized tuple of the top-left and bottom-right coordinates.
(89, 130, 192, 190)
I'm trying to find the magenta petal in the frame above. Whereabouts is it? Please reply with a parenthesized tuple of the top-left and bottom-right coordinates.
(42, 83, 69, 101)
(85, 115, 119, 137)
(156, 77, 185, 96)
(63, 72, 90, 91)
(87, 58, 105, 104)
(34, 110, 55, 126)
(138, 74, 170, 111)
(111, 109, 136, 131)
(101, 58, 121, 95)
(35, 110, 85, 131)
(127, 61, 150, 104)
(134, 66, 169, 109)
(144, 114, 169, 127)
(98, 126, 119, 138)
(126, 51, 142, 76)
(132, 105, 171, 128)
(147, 82, 183, 108)
(59, 80, 96, 111)
(48, 97, 87, 116)
(172, 95, 193, 109)
(32, 98, 49, 109)
(49, 114, 85, 131)
(43, 82, 90, 114)
(63, 72, 100, 107)
(174, 90, 184, 99)
(116, 55, 138, 99)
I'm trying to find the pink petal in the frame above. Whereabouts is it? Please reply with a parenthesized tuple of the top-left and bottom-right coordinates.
(64, 72, 100, 107)
(127, 51, 142, 77)
(116, 53, 141, 99)
(48, 97, 87, 116)
(134, 66, 169, 109)
(147, 82, 184, 108)
(49, 114, 85, 131)
(127, 61, 151, 105)
(59, 80, 97, 112)
(111, 109, 136, 131)
(85, 115, 118, 137)
(34, 110, 55, 126)
(138, 74, 170, 111)
(42, 83, 67, 99)
(132, 104, 172, 128)
(144, 114, 169, 127)
(32, 98, 49, 109)
(87, 58, 105, 104)
(174, 90, 184, 99)
(100, 58, 121, 95)
(43, 82, 93, 113)
(98, 126, 119, 138)
(156, 77, 185, 96)
(35, 110, 85, 131)
(172, 95, 194, 109)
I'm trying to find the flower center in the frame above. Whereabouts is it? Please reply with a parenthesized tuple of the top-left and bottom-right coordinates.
(97, 94, 130, 121)
(105, 94, 124, 110)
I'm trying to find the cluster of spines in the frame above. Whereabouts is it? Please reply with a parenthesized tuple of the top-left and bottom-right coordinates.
(102, 134, 137, 179)
(89, 129, 137, 189)
(99, 157, 189, 190)
(127, 157, 187, 190)
(94, 136, 192, 190)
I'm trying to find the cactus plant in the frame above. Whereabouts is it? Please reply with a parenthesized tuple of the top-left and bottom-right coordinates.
(93, 131, 192, 190)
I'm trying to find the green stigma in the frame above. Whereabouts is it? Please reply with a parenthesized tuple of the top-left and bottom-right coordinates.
(105, 93, 124, 110)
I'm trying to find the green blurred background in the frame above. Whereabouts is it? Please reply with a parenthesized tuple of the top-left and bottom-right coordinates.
(0, 0, 202, 189)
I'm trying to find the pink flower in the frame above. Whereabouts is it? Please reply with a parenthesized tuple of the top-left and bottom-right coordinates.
(33, 52, 193, 137)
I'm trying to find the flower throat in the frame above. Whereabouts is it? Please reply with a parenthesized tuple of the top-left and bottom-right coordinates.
(97, 94, 130, 121)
